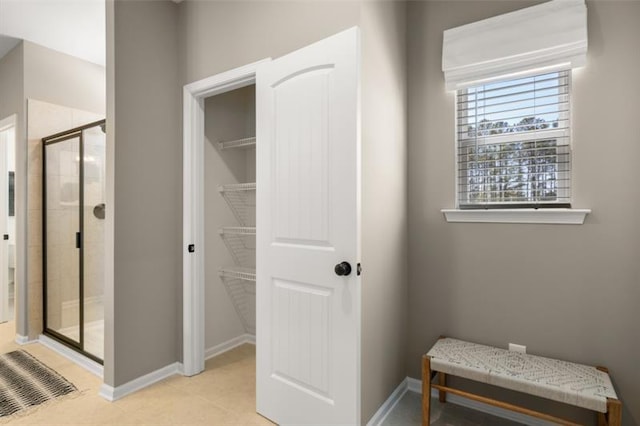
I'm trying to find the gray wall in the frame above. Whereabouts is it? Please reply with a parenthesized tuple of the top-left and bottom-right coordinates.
(178, 1, 361, 84)
(104, 0, 115, 386)
(407, 1, 640, 424)
(0, 42, 23, 131)
(110, 0, 181, 386)
(360, 2, 408, 422)
(23, 41, 105, 115)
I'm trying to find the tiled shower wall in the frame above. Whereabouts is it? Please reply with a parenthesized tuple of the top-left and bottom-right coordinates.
(27, 99, 103, 339)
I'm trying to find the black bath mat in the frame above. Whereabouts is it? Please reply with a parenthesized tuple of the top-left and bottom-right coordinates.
(0, 350, 76, 417)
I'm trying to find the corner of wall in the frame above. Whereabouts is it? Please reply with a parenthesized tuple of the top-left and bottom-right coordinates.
(359, 1, 409, 423)
(103, 0, 116, 388)
(0, 41, 28, 339)
(111, 0, 181, 387)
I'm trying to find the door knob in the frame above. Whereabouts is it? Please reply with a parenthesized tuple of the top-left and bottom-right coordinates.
(334, 261, 352, 276)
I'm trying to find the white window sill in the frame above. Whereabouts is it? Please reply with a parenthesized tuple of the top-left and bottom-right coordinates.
(441, 208, 591, 225)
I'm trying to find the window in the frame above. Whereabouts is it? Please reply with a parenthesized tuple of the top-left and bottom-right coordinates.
(456, 70, 570, 209)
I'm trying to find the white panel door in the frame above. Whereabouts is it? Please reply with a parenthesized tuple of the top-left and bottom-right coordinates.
(256, 27, 361, 425)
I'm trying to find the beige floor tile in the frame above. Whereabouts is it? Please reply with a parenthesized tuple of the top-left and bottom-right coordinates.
(205, 389, 257, 414)
(40, 394, 127, 425)
(53, 364, 102, 391)
(112, 383, 185, 413)
(142, 394, 234, 425)
(0, 323, 274, 425)
(224, 411, 275, 426)
(21, 344, 74, 370)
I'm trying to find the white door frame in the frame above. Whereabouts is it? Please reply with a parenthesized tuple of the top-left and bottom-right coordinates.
(182, 59, 270, 376)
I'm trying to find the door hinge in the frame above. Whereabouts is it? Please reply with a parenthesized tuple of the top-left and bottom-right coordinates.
(188, 244, 195, 253)
(357, 263, 362, 276)
(2, 234, 8, 241)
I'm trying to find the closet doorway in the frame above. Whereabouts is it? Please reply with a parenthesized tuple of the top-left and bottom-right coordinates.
(42, 120, 106, 364)
(184, 27, 361, 425)
(204, 84, 257, 354)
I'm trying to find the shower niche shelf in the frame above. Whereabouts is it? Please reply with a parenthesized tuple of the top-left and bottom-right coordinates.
(218, 136, 256, 150)
(218, 183, 256, 227)
(219, 266, 256, 334)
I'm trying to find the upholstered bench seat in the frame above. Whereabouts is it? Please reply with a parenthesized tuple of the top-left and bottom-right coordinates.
(422, 337, 622, 426)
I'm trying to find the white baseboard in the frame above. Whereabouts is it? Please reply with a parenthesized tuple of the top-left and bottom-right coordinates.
(38, 334, 103, 378)
(15, 334, 36, 345)
(99, 335, 254, 403)
(366, 377, 411, 426)
(205, 333, 255, 360)
(406, 377, 555, 426)
(99, 362, 180, 402)
(407, 376, 422, 393)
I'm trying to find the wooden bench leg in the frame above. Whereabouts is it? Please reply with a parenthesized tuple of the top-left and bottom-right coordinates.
(596, 368, 622, 426)
(598, 411, 607, 426)
(438, 372, 446, 403)
(422, 355, 431, 426)
(607, 398, 622, 426)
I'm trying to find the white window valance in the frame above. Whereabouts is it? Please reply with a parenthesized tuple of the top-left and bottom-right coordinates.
(442, 0, 588, 91)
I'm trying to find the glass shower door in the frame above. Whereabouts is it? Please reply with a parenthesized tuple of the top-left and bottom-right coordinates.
(44, 135, 82, 346)
(43, 120, 105, 364)
(81, 125, 105, 360)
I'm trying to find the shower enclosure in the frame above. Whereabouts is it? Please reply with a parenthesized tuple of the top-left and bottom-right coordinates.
(42, 120, 105, 363)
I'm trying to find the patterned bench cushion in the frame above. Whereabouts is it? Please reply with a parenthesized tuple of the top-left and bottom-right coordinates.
(427, 338, 617, 413)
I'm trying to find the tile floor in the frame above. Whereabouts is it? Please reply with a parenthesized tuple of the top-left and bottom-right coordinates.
(0, 321, 520, 425)
(0, 321, 272, 425)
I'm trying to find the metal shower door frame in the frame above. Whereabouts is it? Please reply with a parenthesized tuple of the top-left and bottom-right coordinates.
(42, 119, 105, 365)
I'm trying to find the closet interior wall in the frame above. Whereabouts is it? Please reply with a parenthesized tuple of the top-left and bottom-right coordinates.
(204, 85, 256, 351)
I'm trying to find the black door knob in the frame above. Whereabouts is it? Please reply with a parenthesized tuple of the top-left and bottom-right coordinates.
(334, 261, 352, 276)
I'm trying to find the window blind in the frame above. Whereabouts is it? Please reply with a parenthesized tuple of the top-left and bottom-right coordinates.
(457, 70, 570, 208)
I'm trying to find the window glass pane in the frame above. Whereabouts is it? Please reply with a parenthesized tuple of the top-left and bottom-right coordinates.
(457, 70, 571, 207)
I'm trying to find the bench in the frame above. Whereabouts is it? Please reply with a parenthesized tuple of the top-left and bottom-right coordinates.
(422, 337, 621, 426)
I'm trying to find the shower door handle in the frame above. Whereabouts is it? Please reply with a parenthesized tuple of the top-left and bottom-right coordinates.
(75, 232, 82, 249)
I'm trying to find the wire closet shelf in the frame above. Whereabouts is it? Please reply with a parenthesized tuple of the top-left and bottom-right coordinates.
(218, 183, 256, 227)
(218, 267, 256, 334)
(217, 134, 257, 334)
